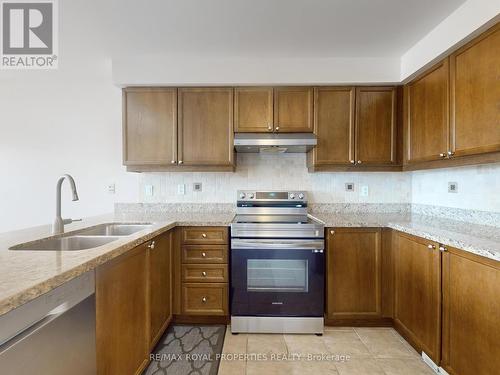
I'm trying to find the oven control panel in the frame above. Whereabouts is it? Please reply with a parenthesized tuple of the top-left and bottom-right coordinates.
(237, 190, 307, 201)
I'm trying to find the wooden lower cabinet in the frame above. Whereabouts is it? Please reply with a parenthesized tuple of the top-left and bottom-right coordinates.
(326, 228, 383, 320)
(393, 231, 441, 363)
(149, 231, 172, 348)
(96, 243, 150, 375)
(441, 247, 500, 375)
(96, 231, 173, 375)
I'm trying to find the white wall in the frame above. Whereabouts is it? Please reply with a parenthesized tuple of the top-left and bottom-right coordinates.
(400, 0, 500, 80)
(411, 163, 500, 212)
(0, 0, 138, 233)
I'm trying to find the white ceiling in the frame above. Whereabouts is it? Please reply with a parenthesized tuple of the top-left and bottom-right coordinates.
(109, 0, 467, 58)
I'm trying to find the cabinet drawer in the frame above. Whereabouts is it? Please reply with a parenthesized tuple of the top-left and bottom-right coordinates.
(181, 245, 228, 264)
(182, 283, 228, 316)
(182, 264, 228, 283)
(181, 227, 228, 245)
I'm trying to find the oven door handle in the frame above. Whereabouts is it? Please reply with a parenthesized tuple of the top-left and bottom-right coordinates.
(231, 239, 324, 250)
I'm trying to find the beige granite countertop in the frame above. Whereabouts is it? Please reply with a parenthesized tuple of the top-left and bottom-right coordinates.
(310, 212, 500, 262)
(0, 212, 235, 316)
(1, 209, 498, 317)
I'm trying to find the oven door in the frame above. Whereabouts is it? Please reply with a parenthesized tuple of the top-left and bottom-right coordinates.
(231, 239, 324, 317)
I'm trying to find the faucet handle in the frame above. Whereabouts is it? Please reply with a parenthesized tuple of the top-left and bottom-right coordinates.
(63, 218, 82, 225)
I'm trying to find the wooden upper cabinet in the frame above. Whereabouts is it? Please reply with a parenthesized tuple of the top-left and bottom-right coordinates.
(405, 60, 449, 163)
(274, 87, 314, 132)
(234, 87, 273, 132)
(394, 232, 441, 364)
(149, 232, 172, 349)
(178, 88, 234, 166)
(123, 88, 177, 166)
(442, 248, 500, 375)
(450, 23, 500, 157)
(355, 87, 397, 165)
(327, 228, 382, 319)
(309, 87, 355, 167)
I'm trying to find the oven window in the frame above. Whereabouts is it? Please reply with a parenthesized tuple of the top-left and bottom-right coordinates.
(247, 259, 308, 292)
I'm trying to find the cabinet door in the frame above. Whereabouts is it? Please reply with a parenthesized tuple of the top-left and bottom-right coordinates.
(234, 87, 273, 132)
(178, 88, 234, 166)
(442, 249, 500, 375)
(150, 232, 172, 348)
(123, 88, 177, 165)
(394, 232, 441, 363)
(405, 60, 449, 163)
(274, 87, 313, 132)
(450, 23, 500, 157)
(355, 87, 397, 165)
(96, 244, 149, 375)
(309, 87, 355, 167)
(326, 228, 382, 319)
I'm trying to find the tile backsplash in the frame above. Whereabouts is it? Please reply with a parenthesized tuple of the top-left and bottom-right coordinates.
(138, 153, 412, 204)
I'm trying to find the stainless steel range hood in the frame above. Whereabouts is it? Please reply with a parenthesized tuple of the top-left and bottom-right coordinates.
(234, 133, 317, 153)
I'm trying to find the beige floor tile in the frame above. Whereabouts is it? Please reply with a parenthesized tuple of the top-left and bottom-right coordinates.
(335, 357, 385, 375)
(284, 334, 331, 358)
(324, 326, 355, 332)
(354, 328, 414, 358)
(289, 358, 339, 375)
(247, 334, 288, 356)
(222, 329, 247, 354)
(246, 359, 292, 375)
(323, 329, 372, 358)
(323, 329, 363, 343)
(217, 357, 246, 375)
(377, 358, 436, 375)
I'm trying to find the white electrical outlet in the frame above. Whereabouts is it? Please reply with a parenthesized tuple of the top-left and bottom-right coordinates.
(107, 183, 116, 194)
(144, 185, 154, 196)
(360, 185, 369, 197)
(177, 184, 185, 195)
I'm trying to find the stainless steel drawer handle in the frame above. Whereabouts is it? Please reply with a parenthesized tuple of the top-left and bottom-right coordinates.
(202, 271, 207, 277)
(202, 297, 207, 303)
(202, 252, 206, 257)
(202, 233, 207, 238)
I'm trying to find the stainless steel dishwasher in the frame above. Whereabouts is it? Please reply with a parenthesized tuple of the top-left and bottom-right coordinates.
(0, 271, 96, 374)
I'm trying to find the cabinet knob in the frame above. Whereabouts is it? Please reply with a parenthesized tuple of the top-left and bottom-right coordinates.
(427, 244, 436, 249)
(357, 160, 362, 164)
(202, 233, 207, 238)
(439, 153, 446, 158)
(171, 160, 176, 164)
(439, 246, 448, 252)
(330, 230, 335, 235)
(202, 297, 207, 303)
(148, 241, 155, 249)
(350, 160, 355, 164)
(275, 126, 280, 131)
(267, 124, 272, 131)
(178, 160, 183, 164)
(202, 252, 206, 257)
(202, 271, 207, 277)
(447, 151, 455, 157)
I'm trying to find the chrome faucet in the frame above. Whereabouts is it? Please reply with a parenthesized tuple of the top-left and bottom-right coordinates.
(53, 174, 81, 234)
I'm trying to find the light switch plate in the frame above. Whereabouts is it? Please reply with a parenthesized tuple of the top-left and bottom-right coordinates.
(107, 183, 116, 194)
(177, 184, 185, 195)
(193, 182, 202, 192)
(144, 185, 154, 196)
(345, 183, 355, 192)
(360, 185, 369, 197)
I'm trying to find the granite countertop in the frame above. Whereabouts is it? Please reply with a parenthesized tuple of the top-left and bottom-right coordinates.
(0, 208, 498, 317)
(0, 212, 235, 316)
(310, 212, 500, 262)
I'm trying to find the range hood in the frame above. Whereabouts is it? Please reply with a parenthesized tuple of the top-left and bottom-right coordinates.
(234, 133, 317, 153)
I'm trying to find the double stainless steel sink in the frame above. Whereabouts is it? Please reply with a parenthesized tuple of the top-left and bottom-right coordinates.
(10, 223, 153, 251)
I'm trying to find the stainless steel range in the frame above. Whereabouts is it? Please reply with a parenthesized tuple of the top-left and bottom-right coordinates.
(230, 190, 325, 334)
